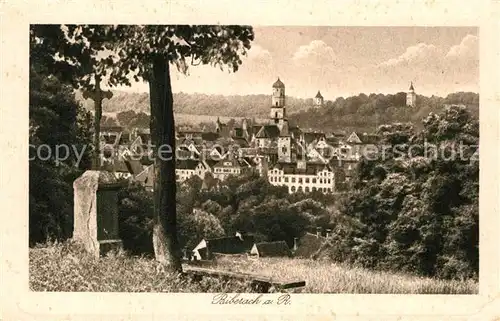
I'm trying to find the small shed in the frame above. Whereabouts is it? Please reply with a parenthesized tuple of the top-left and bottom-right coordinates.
(192, 232, 255, 260)
(250, 241, 292, 258)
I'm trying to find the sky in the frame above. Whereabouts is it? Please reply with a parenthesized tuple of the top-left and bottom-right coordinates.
(114, 26, 479, 100)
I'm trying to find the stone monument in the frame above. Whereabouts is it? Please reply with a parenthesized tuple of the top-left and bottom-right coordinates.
(73, 170, 124, 258)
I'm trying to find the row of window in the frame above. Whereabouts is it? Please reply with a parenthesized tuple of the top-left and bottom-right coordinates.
(214, 168, 240, 174)
(270, 176, 332, 185)
(270, 169, 332, 177)
(290, 186, 333, 193)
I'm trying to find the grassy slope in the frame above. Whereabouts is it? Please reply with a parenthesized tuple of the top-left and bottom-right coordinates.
(30, 242, 477, 294)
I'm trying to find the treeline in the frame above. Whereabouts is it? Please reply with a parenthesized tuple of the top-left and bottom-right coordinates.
(76, 90, 316, 119)
(82, 90, 479, 134)
(289, 91, 479, 133)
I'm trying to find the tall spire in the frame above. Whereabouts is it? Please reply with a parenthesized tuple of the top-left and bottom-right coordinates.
(409, 81, 415, 91)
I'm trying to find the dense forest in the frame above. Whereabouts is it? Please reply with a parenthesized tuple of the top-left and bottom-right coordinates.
(77, 90, 479, 134)
(289, 91, 479, 133)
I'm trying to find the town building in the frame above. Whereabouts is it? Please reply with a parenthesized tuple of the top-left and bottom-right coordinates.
(97, 77, 376, 195)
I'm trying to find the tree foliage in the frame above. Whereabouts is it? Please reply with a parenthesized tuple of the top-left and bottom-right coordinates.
(328, 105, 479, 279)
(289, 92, 479, 134)
(29, 62, 92, 245)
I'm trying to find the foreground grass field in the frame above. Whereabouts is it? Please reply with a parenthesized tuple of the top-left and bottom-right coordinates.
(29, 241, 478, 294)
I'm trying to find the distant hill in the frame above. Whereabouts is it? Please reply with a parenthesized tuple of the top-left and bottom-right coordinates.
(288, 91, 479, 133)
(74, 90, 315, 118)
(75, 90, 479, 133)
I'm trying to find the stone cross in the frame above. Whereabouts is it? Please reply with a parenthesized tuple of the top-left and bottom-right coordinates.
(82, 76, 113, 106)
(82, 76, 114, 169)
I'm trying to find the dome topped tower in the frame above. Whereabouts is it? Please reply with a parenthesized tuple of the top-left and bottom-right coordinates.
(270, 77, 287, 130)
(272, 78, 285, 108)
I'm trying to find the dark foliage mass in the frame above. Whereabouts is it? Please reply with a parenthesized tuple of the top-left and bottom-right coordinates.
(29, 64, 93, 245)
(289, 92, 479, 133)
(118, 173, 335, 255)
(324, 105, 479, 280)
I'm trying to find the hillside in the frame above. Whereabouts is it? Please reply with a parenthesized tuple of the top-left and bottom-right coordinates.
(76, 90, 479, 132)
(289, 91, 479, 133)
(75, 90, 315, 118)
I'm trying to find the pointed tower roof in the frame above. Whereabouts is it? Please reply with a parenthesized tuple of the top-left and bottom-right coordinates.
(409, 82, 415, 91)
(272, 78, 285, 88)
(315, 91, 323, 99)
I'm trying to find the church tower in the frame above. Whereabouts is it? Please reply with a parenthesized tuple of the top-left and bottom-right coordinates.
(406, 82, 416, 107)
(314, 90, 324, 107)
(270, 78, 287, 130)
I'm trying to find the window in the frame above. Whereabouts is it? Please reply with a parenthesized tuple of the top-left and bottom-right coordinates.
(312, 178, 316, 183)
(312, 187, 317, 192)
(319, 178, 323, 184)
(305, 178, 310, 183)
(276, 102, 278, 107)
(291, 186, 296, 192)
(328, 179, 331, 184)
(305, 186, 309, 193)
(284, 177, 289, 183)
(298, 178, 303, 183)
(292, 177, 296, 183)
(275, 111, 278, 118)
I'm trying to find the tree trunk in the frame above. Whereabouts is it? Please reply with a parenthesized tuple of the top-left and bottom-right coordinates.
(149, 55, 182, 272)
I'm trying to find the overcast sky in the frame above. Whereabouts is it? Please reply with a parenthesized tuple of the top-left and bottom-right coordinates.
(114, 26, 478, 100)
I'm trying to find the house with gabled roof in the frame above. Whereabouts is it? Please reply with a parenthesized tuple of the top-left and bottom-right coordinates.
(250, 241, 292, 258)
(212, 158, 250, 181)
(192, 232, 255, 260)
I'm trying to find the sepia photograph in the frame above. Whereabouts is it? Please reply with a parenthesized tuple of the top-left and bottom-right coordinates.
(28, 24, 480, 295)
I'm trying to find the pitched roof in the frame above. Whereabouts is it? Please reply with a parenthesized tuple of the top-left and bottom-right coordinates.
(201, 132, 220, 142)
(202, 235, 255, 254)
(213, 158, 241, 169)
(255, 125, 280, 139)
(409, 81, 415, 91)
(303, 132, 326, 144)
(251, 241, 291, 257)
(315, 91, 323, 99)
(231, 136, 249, 147)
(272, 78, 285, 88)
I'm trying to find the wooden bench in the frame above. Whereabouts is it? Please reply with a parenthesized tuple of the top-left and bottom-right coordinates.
(182, 265, 306, 293)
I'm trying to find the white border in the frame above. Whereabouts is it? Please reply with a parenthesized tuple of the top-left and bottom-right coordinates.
(1, 0, 499, 320)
